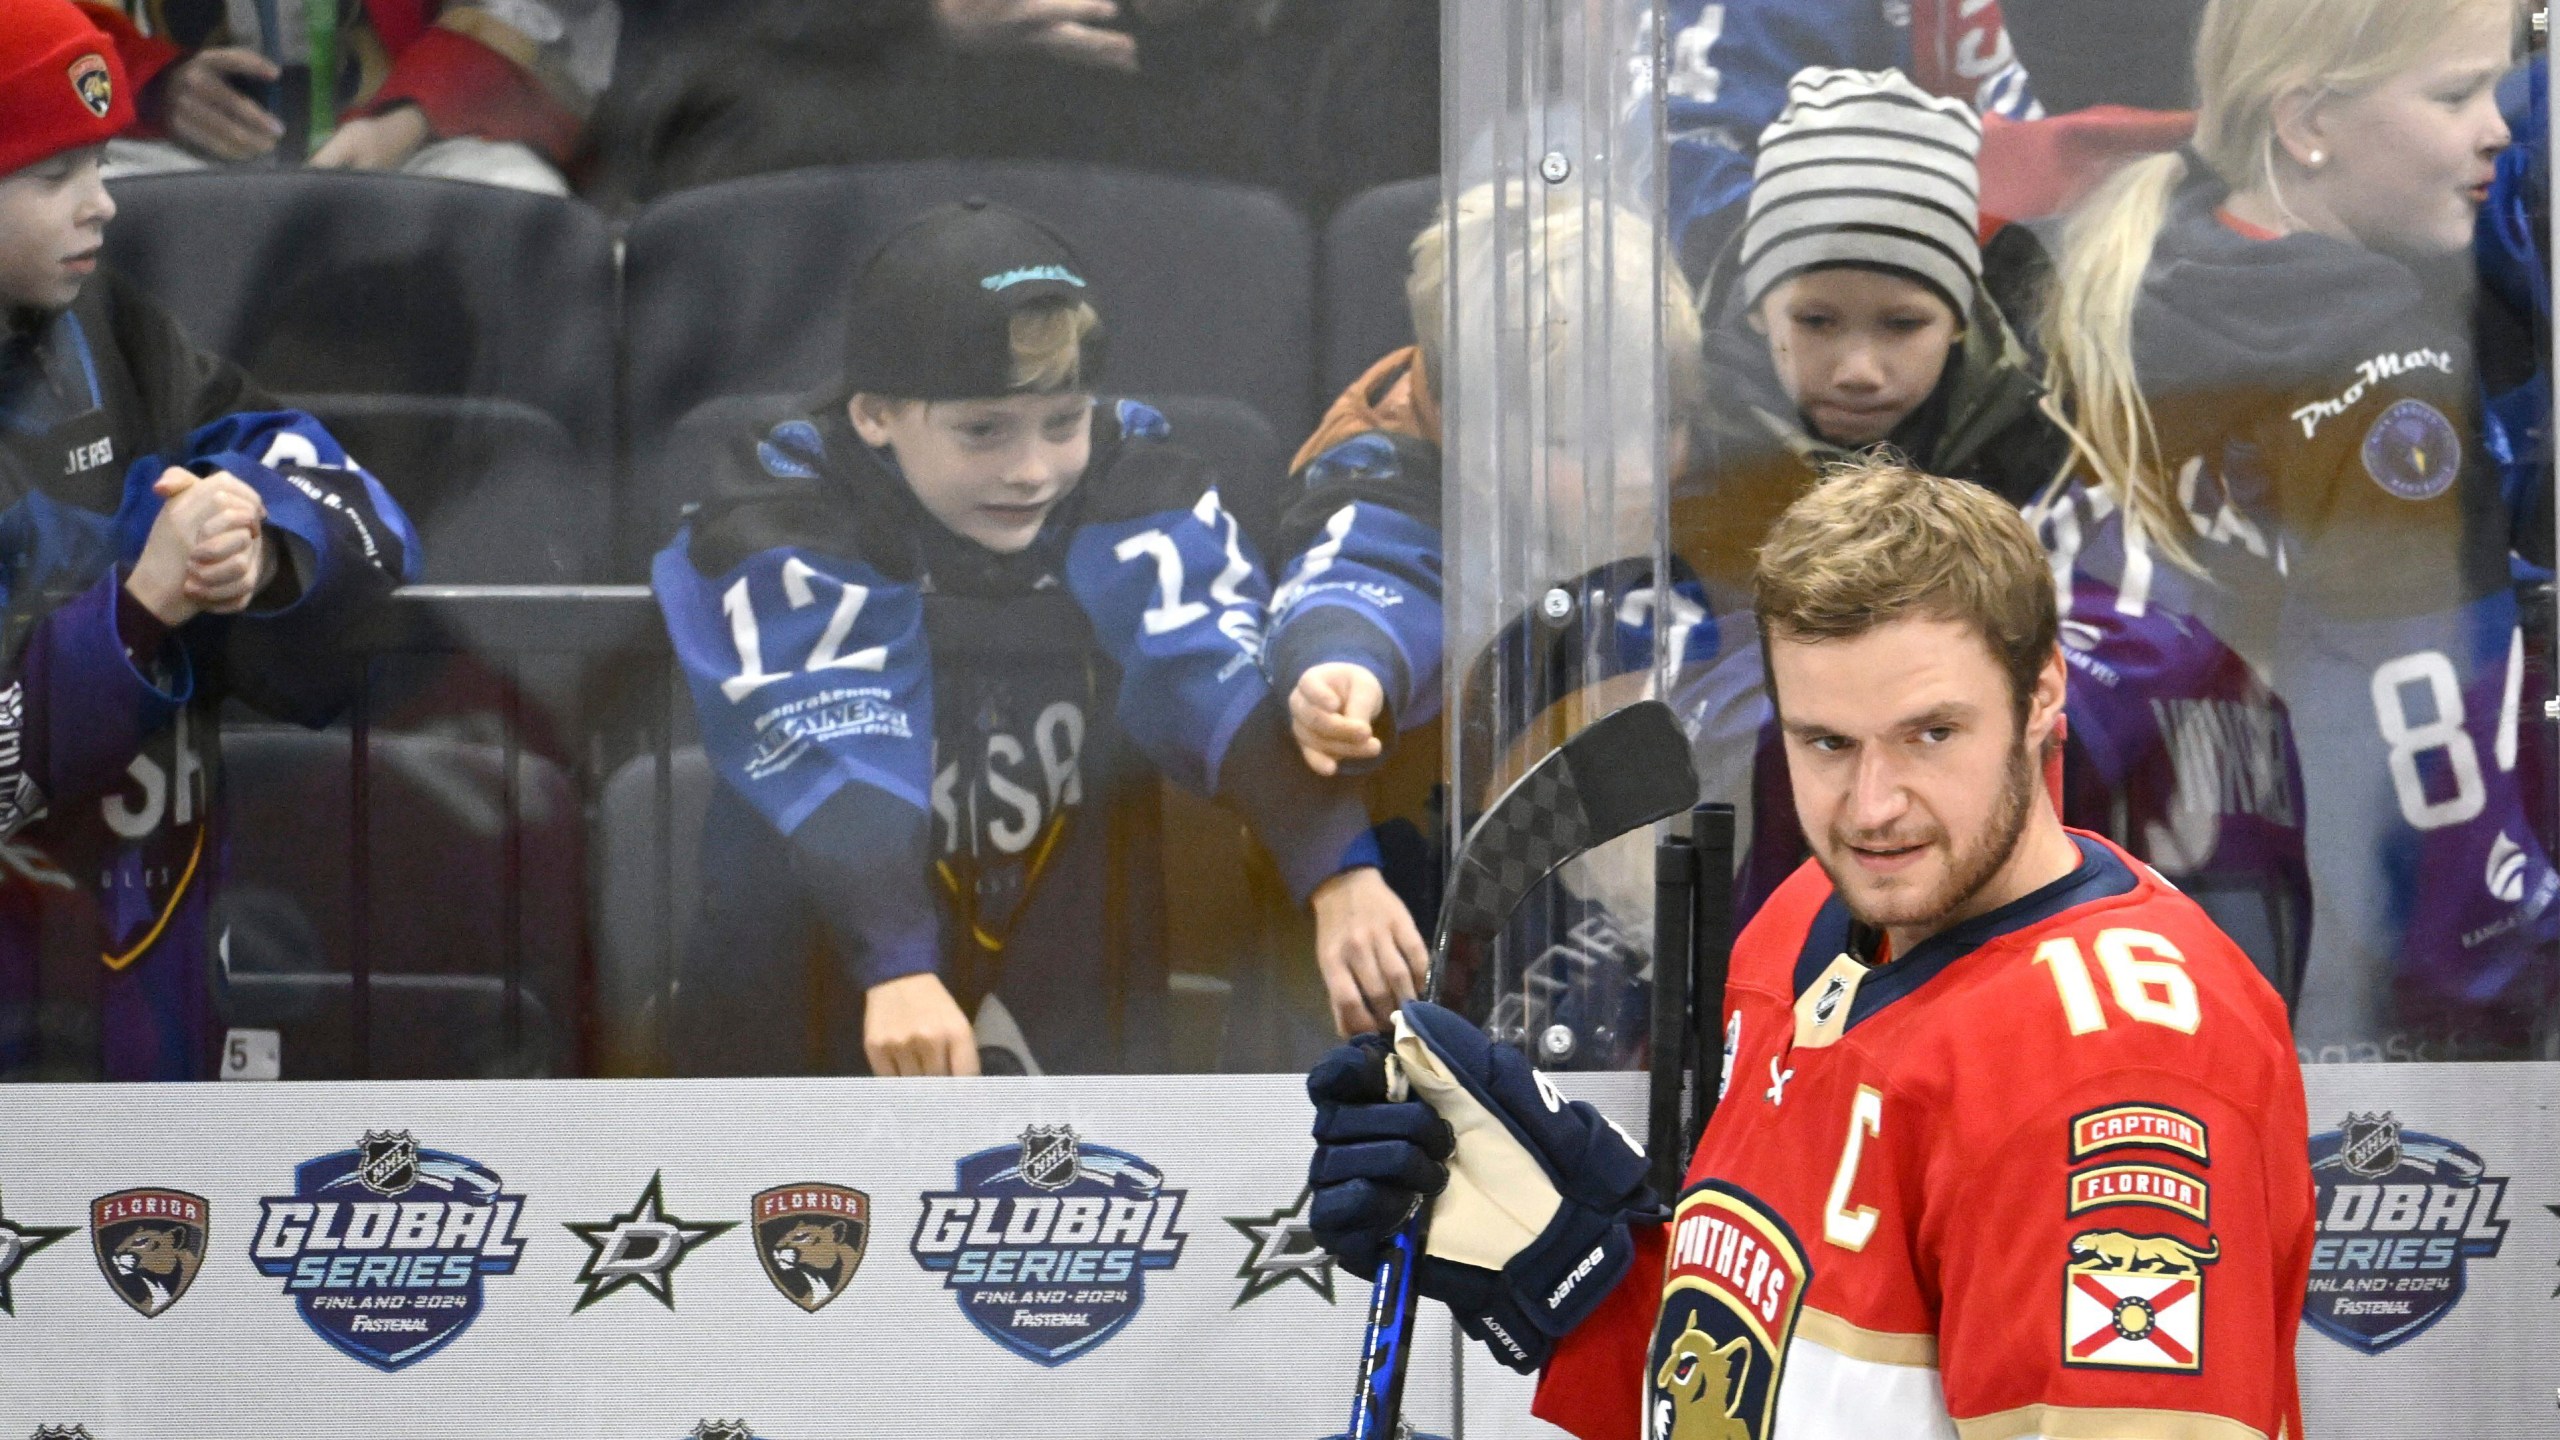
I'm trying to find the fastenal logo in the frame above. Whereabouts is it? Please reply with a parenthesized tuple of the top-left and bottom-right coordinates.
(0, 1185, 73, 1316)
(89, 1189, 206, 1318)
(1225, 1185, 1334, 1306)
(2305, 1113, 2511, 1353)
(251, 1131, 529, 1370)
(911, 1125, 1187, 1365)
(566, 1173, 733, 1312)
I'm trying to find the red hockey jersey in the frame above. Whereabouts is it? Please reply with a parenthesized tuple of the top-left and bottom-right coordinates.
(1534, 831, 2312, 1440)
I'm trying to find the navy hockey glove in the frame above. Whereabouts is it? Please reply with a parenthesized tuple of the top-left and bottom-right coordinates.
(1307, 1001, 1664, 1373)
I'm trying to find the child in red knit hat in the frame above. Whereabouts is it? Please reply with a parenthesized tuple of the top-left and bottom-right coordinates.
(0, 0, 422, 1082)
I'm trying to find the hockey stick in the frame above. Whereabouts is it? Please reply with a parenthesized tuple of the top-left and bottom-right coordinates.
(1644, 802, 1736, 1201)
(1346, 699, 1698, 1440)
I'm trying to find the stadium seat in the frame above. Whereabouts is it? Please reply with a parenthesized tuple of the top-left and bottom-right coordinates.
(218, 725, 585, 1078)
(593, 745, 712, 1076)
(102, 171, 617, 582)
(1319, 176, 1438, 399)
(619, 161, 1317, 572)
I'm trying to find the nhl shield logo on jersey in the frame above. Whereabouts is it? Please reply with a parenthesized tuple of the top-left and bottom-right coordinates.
(1648, 1181, 1809, 1440)
(67, 54, 112, 120)
(2062, 1229, 2217, 1371)
(911, 1126, 1188, 1365)
(751, 1183, 870, 1313)
(2304, 1114, 2510, 1354)
(88, 1189, 207, 1319)
(250, 1132, 529, 1371)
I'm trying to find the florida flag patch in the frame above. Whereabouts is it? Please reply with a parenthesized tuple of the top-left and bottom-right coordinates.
(2061, 1229, 2216, 1372)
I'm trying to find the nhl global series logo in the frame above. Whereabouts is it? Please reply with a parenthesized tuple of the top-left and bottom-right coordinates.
(251, 1130, 530, 1371)
(2304, 1112, 2511, 1353)
(911, 1125, 1187, 1365)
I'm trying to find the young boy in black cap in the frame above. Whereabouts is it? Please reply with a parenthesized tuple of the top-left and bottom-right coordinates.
(653, 198, 1415, 1076)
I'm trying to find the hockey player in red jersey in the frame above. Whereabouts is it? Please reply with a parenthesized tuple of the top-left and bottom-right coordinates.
(1305, 458, 2313, 1439)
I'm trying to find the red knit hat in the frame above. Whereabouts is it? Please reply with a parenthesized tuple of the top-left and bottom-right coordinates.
(0, 0, 132, 180)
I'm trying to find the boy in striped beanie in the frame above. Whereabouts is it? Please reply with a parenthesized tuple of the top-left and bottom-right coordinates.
(1735, 66, 1987, 451)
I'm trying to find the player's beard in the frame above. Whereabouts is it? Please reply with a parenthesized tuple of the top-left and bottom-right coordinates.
(1826, 730, 2039, 938)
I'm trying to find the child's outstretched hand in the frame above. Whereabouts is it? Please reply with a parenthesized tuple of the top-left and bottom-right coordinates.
(1310, 866, 1428, 1037)
(1289, 661, 1388, 776)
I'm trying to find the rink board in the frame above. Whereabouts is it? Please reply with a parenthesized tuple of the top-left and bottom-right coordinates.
(0, 1067, 2549, 1437)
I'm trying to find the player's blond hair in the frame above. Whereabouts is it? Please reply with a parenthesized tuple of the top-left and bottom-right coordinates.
(1754, 455, 2059, 727)
(1406, 183, 1709, 435)
(1010, 300, 1102, 393)
(2042, 0, 2519, 568)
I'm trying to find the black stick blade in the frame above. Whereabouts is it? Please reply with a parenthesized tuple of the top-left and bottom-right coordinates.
(1438, 700, 1699, 947)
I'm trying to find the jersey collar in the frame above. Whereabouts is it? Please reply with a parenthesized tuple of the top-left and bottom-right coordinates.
(1791, 834, 2137, 1033)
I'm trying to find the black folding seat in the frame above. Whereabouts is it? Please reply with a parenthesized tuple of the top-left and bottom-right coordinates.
(103, 170, 617, 582)
(1318, 176, 1439, 398)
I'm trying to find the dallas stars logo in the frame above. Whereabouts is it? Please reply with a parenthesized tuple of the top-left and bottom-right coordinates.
(564, 1173, 734, 1313)
(1225, 1184, 1334, 1306)
(0, 1186, 73, 1317)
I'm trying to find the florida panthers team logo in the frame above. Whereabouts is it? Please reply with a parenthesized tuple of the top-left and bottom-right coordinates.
(2304, 1113, 2511, 1353)
(89, 1189, 206, 1319)
(752, 1184, 869, 1314)
(911, 1126, 1188, 1365)
(67, 54, 112, 120)
(1648, 1181, 1809, 1440)
(251, 1131, 529, 1371)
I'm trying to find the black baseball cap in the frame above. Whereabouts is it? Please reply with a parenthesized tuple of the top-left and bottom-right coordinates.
(841, 198, 1109, 400)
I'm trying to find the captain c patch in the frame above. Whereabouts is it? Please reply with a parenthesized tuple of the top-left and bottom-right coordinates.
(2070, 1104, 2208, 1165)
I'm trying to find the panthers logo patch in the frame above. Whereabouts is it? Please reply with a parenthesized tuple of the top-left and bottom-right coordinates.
(89, 1189, 206, 1319)
(67, 55, 112, 120)
(2361, 399, 2461, 501)
(1648, 1181, 1809, 1440)
(752, 1183, 869, 1313)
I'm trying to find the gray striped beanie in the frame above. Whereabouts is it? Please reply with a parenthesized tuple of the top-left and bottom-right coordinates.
(1737, 67, 1983, 316)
